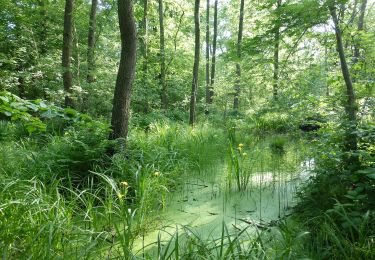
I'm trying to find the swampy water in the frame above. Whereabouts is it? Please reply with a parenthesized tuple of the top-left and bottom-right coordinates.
(134, 135, 313, 254)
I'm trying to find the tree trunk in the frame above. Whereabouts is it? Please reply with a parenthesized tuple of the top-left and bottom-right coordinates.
(205, 0, 210, 114)
(38, 0, 48, 55)
(233, 0, 244, 110)
(329, 3, 358, 156)
(87, 0, 98, 83)
(158, 0, 167, 110)
(273, 0, 281, 101)
(209, 0, 218, 103)
(73, 22, 81, 85)
(324, 40, 329, 96)
(349, 0, 358, 24)
(353, 0, 367, 64)
(62, 0, 74, 107)
(141, 0, 149, 113)
(18, 75, 25, 99)
(110, 0, 137, 140)
(189, 0, 200, 125)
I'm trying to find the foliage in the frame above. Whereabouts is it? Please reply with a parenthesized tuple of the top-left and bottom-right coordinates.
(0, 91, 96, 134)
(0, 0, 375, 258)
(0, 116, 227, 257)
(294, 120, 375, 259)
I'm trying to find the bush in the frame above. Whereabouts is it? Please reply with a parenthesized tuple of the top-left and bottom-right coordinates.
(247, 111, 297, 134)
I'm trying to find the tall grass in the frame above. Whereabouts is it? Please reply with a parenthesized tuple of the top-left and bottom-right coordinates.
(0, 120, 227, 258)
(141, 220, 314, 259)
(2, 117, 372, 259)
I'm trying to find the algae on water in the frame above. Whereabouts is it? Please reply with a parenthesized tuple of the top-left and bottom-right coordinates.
(134, 136, 313, 254)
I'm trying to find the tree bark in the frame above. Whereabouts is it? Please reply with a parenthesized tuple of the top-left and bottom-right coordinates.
(62, 0, 74, 107)
(233, 0, 244, 110)
(73, 22, 81, 85)
(18, 76, 25, 99)
(324, 40, 329, 96)
(273, 0, 281, 101)
(110, 0, 137, 140)
(209, 0, 218, 103)
(353, 0, 367, 64)
(87, 0, 98, 83)
(349, 0, 358, 24)
(189, 0, 200, 125)
(158, 0, 167, 110)
(141, 0, 149, 113)
(329, 3, 358, 155)
(38, 0, 48, 55)
(205, 0, 210, 114)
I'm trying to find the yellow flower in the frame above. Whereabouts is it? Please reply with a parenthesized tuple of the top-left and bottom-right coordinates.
(154, 171, 160, 177)
(117, 193, 124, 200)
(242, 152, 247, 156)
(120, 181, 128, 187)
(238, 143, 244, 148)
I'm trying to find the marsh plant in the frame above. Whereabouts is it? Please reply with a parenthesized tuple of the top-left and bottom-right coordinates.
(269, 136, 287, 155)
(146, 221, 313, 259)
(227, 142, 252, 191)
(0, 120, 229, 258)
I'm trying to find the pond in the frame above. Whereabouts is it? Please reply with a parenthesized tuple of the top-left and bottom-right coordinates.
(133, 134, 314, 255)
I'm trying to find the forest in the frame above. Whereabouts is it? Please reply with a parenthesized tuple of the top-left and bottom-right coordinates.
(0, 0, 374, 258)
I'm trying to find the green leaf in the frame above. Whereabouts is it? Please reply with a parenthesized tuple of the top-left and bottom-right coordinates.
(0, 96, 9, 103)
(26, 103, 39, 112)
(40, 109, 55, 119)
(3, 111, 12, 116)
(64, 108, 78, 118)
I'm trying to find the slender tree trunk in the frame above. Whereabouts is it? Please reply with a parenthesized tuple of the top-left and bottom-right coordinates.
(273, 0, 281, 101)
(87, 0, 97, 83)
(349, 0, 358, 24)
(158, 0, 167, 110)
(353, 0, 367, 64)
(233, 0, 244, 110)
(210, 0, 218, 103)
(73, 22, 81, 85)
(62, 0, 74, 107)
(141, 0, 149, 113)
(18, 75, 25, 99)
(324, 41, 329, 96)
(205, 0, 210, 114)
(329, 3, 358, 156)
(110, 0, 137, 140)
(38, 0, 48, 55)
(189, 0, 200, 125)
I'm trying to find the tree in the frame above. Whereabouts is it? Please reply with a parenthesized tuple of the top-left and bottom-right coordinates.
(210, 0, 218, 104)
(233, 0, 244, 110)
(328, 1, 358, 158)
(110, 0, 137, 141)
(159, 0, 167, 110)
(62, 0, 74, 107)
(138, 0, 149, 113)
(86, 0, 98, 83)
(272, 0, 281, 101)
(73, 22, 81, 85)
(37, 0, 48, 55)
(189, 0, 200, 125)
(205, 0, 210, 114)
(353, 0, 367, 64)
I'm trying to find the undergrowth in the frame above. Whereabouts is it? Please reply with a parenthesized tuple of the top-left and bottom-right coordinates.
(0, 117, 226, 258)
(1, 95, 374, 258)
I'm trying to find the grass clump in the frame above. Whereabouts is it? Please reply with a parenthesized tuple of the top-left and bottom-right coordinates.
(269, 136, 287, 154)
